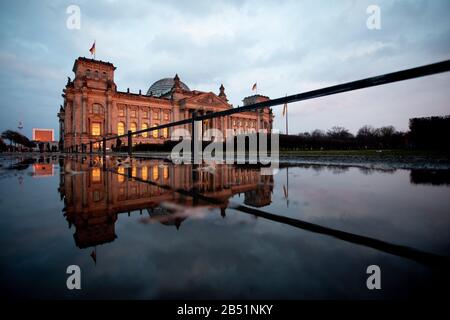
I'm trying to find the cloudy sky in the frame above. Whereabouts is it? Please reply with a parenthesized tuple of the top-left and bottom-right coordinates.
(0, 0, 449, 139)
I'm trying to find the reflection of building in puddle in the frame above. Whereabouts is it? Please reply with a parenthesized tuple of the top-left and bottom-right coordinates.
(59, 159, 273, 248)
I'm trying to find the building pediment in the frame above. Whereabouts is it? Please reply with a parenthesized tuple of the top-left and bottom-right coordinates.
(184, 92, 230, 108)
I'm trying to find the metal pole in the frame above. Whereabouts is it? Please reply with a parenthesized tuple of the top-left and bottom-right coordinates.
(89, 141, 93, 154)
(191, 111, 196, 164)
(102, 137, 106, 156)
(127, 130, 132, 156)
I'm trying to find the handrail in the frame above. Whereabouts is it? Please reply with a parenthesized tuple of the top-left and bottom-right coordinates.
(70, 59, 450, 151)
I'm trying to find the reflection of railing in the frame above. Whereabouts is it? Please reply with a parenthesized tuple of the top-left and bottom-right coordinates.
(108, 165, 450, 269)
(67, 60, 450, 157)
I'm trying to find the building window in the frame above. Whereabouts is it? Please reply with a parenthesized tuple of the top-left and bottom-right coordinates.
(131, 110, 137, 118)
(92, 168, 101, 182)
(117, 122, 125, 136)
(91, 122, 101, 136)
(130, 122, 137, 132)
(117, 167, 124, 183)
(141, 166, 148, 180)
(162, 127, 169, 138)
(132, 166, 137, 178)
(142, 110, 148, 118)
(119, 108, 125, 117)
(92, 104, 103, 114)
(163, 166, 169, 179)
(93, 190, 101, 202)
(152, 124, 158, 138)
(164, 113, 169, 121)
(152, 166, 159, 180)
(141, 123, 148, 137)
(153, 110, 160, 120)
(233, 120, 236, 127)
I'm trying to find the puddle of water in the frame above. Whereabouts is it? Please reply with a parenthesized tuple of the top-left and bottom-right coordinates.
(0, 155, 449, 299)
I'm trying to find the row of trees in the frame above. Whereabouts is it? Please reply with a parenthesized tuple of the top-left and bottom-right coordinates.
(280, 125, 406, 150)
(280, 115, 450, 151)
(1, 130, 36, 151)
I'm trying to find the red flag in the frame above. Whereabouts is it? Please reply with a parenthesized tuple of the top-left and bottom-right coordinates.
(252, 83, 257, 91)
(89, 41, 96, 56)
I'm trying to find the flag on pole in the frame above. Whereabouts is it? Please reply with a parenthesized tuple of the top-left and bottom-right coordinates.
(251, 83, 257, 91)
(89, 41, 96, 57)
(282, 102, 287, 117)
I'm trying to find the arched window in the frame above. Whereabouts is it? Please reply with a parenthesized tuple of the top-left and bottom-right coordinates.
(162, 127, 169, 138)
(130, 122, 137, 132)
(152, 124, 158, 138)
(152, 166, 159, 180)
(141, 166, 148, 180)
(141, 123, 148, 137)
(117, 122, 125, 136)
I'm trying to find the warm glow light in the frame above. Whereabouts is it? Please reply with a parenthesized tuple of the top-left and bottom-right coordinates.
(92, 168, 101, 182)
(118, 122, 125, 136)
(152, 166, 159, 180)
(91, 122, 101, 136)
(152, 124, 158, 138)
(130, 122, 137, 132)
(142, 123, 148, 137)
(117, 167, 124, 182)
(132, 166, 137, 178)
(141, 166, 148, 180)
(163, 166, 169, 179)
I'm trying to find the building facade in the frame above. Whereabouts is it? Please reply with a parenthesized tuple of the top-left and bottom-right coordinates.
(58, 57, 273, 150)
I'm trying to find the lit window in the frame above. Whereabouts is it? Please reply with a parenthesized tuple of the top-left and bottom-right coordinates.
(152, 124, 158, 138)
(233, 120, 236, 126)
(117, 122, 125, 136)
(130, 122, 137, 132)
(119, 108, 125, 117)
(143, 111, 148, 118)
(164, 113, 169, 120)
(163, 127, 168, 138)
(141, 166, 148, 180)
(163, 166, 169, 179)
(141, 123, 148, 137)
(132, 166, 137, 178)
(91, 122, 101, 136)
(117, 167, 124, 183)
(153, 111, 160, 120)
(152, 166, 159, 180)
(92, 168, 101, 182)
(131, 110, 137, 118)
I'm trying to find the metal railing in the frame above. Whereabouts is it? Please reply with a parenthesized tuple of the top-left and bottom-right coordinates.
(67, 59, 450, 156)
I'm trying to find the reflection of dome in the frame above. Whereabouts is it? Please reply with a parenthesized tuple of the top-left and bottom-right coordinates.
(146, 78, 190, 97)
